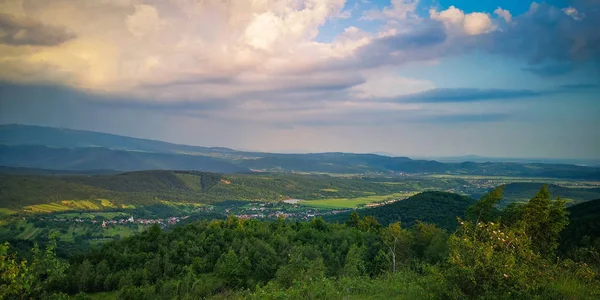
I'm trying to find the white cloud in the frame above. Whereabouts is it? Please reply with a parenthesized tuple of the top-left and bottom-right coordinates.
(430, 6, 493, 36)
(126, 5, 164, 38)
(494, 7, 512, 23)
(563, 7, 584, 20)
(463, 13, 493, 35)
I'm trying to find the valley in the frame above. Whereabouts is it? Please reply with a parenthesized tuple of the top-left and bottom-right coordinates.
(2, 167, 600, 254)
(1, 125, 600, 299)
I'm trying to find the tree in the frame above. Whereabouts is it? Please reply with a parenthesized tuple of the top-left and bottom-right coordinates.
(381, 222, 412, 273)
(411, 222, 448, 264)
(358, 216, 381, 233)
(0, 234, 68, 299)
(521, 185, 569, 257)
(466, 185, 504, 222)
(345, 212, 360, 228)
(214, 248, 250, 287)
(446, 220, 542, 298)
(76, 260, 94, 292)
(275, 246, 326, 288)
(343, 244, 366, 277)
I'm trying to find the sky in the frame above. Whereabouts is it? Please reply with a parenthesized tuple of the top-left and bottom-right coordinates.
(0, 0, 599, 159)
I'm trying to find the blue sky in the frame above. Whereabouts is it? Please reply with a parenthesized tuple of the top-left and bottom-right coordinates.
(0, 0, 599, 159)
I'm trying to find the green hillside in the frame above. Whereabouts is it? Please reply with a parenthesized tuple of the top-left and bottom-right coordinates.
(560, 198, 600, 252)
(326, 192, 476, 230)
(498, 183, 600, 206)
(0, 171, 417, 211)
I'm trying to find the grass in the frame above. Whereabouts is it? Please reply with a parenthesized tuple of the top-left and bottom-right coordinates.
(0, 208, 16, 215)
(103, 225, 144, 237)
(320, 188, 339, 192)
(176, 173, 202, 191)
(16, 223, 43, 240)
(301, 192, 416, 209)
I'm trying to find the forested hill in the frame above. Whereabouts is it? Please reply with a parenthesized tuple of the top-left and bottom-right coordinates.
(0, 170, 413, 209)
(4, 185, 599, 299)
(2, 125, 600, 178)
(490, 182, 600, 207)
(326, 192, 476, 230)
(560, 198, 600, 252)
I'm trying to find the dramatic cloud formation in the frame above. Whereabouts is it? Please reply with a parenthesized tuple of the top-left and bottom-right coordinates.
(0, 0, 599, 158)
(0, 13, 75, 46)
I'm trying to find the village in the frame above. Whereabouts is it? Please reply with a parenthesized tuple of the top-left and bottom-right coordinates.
(39, 214, 190, 229)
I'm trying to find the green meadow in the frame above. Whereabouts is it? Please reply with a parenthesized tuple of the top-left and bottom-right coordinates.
(301, 192, 416, 209)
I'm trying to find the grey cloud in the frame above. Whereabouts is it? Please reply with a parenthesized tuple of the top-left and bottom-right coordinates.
(0, 13, 75, 46)
(138, 75, 235, 89)
(0, 82, 229, 113)
(369, 23, 447, 51)
(522, 63, 575, 77)
(483, 2, 600, 65)
(386, 88, 544, 103)
(265, 76, 366, 94)
(418, 113, 512, 124)
(323, 22, 449, 71)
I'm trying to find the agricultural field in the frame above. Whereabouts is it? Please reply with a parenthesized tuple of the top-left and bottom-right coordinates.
(23, 199, 117, 213)
(55, 212, 130, 219)
(300, 192, 416, 209)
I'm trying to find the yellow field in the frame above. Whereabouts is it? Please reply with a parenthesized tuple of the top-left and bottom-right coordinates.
(320, 188, 339, 192)
(301, 192, 416, 209)
(24, 199, 117, 213)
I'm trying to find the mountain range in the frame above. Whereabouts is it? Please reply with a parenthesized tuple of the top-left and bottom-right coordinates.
(1, 124, 599, 179)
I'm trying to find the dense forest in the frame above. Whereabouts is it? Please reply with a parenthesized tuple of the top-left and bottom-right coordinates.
(1, 185, 600, 299)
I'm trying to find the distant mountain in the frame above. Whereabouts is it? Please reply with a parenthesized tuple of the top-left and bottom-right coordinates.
(0, 124, 238, 155)
(1, 124, 600, 179)
(0, 145, 249, 173)
(326, 192, 477, 230)
(425, 155, 600, 166)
